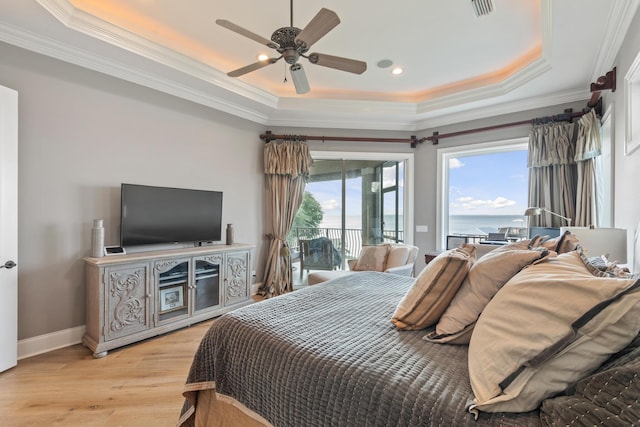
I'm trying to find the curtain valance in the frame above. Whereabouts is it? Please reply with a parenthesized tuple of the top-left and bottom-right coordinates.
(528, 109, 602, 167)
(264, 140, 313, 178)
(527, 122, 576, 168)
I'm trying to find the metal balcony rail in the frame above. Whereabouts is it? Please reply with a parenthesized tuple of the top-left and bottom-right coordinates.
(287, 226, 404, 269)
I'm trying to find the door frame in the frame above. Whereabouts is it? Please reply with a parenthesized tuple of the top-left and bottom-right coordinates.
(309, 150, 415, 246)
(0, 84, 18, 372)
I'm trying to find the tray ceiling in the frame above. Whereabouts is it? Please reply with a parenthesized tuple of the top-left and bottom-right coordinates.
(0, 0, 637, 130)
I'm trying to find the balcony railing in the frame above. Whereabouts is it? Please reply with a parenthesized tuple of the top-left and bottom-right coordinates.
(287, 226, 404, 269)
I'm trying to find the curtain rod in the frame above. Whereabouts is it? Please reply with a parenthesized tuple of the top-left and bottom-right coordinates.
(260, 131, 426, 148)
(260, 105, 592, 148)
(260, 104, 593, 148)
(426, 104, 599, 145)
(260, 68, 615, 147)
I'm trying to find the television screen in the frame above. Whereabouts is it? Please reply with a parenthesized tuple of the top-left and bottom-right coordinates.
(120, 184, 223, 247)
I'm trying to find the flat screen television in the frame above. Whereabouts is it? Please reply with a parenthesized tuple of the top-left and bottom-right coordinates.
(120, 183, 223, 247)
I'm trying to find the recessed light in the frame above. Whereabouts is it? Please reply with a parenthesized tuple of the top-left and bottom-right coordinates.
(257, 53, 269, 61)
(377, 59, 393, 69)
(391, 67, 404, 75)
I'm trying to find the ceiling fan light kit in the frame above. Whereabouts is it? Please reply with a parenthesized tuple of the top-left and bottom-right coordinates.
(217, 0, 367, 94)
(471, 0, 495, 17)
(290, 63, 310, 94)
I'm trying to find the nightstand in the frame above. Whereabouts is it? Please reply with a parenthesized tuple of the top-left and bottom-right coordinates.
(424, 250, 444, 265)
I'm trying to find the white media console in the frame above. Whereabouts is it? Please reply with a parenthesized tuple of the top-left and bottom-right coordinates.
(83, 243, 253, 357)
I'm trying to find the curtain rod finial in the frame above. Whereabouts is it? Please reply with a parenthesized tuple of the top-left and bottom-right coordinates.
(261, 131, 276, 143)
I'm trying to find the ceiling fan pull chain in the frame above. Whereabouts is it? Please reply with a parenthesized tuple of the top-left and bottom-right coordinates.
(283, 62, 288, 83)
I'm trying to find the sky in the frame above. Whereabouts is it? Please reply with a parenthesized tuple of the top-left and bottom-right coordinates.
(448, 149, 528, 216)
(307, 165, 402, 216)
(305, 164, 401, 228)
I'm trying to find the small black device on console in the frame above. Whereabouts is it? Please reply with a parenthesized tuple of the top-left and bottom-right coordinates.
(104, 246, 126, 256)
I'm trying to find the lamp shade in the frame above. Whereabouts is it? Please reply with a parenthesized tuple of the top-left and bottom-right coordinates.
(524, 207, 543, 216)
(560, 227, 627, 264)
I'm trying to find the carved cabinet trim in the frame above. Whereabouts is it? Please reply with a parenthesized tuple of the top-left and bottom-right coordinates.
(105, 266, 150, 340)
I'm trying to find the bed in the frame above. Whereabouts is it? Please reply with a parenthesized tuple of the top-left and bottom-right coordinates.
(178, 239, 640, 427)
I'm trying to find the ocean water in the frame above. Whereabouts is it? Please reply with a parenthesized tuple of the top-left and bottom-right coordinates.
(450, 214, 527, 235)
(320, 215, 404, 230)
(319, 214, 526, 236)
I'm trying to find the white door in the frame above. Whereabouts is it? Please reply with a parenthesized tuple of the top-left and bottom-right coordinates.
(0, 85, 18, 372)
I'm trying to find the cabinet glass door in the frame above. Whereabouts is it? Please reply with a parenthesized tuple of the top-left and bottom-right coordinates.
(157, 261, 189, 322)
(194, 259, 220, 313)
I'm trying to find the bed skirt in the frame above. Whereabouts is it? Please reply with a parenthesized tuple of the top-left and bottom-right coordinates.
(186, 390, 271, 427)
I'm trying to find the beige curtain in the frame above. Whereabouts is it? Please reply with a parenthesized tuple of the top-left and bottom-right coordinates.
(527, 109, 601, 227)
(574, 109, 602, 226)
(258, 140, 313, 298)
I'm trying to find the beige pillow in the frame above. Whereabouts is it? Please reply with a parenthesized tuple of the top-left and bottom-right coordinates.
(427, 247, 550, 344)
(353, 244, 390, 271)
(391, 244, 475, 330)
(385, 245, 412, 269)
(468, 250, 640, 414)
(488, 237, 541, 254)
(540, 231, 580, 254)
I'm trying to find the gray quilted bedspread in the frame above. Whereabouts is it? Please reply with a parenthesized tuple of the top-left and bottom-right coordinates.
(179, 271, 541, 427)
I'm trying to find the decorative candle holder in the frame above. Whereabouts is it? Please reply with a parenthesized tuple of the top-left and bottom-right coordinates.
(91, 219, 105, 257)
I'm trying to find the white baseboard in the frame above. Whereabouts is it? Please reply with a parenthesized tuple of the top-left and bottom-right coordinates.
(251, 282, 263, 295)
(18, 325, 86, 360)
(18, 283, 267, 360)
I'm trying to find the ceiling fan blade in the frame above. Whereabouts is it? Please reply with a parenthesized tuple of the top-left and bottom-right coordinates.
(227, 58, 280, 77)
(216, 19, 278, 48)
(308, 53, 367, 74)
(294, 8, 340, 50)
(290, 63, 310, 94)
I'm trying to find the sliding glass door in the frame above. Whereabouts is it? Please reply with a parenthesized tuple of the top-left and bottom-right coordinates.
(290, 153, 411, 272)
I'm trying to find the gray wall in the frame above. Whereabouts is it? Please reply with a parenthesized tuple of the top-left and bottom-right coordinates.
(610, 7, 640, 270)
(0, 42, 265, 340)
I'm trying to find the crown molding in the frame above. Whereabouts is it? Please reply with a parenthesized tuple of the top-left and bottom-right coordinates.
(590, 0, 640, 80)
(415, 56, 552, 116)
(0, 20, 273, 124)
(0, 0, 627, 132)
(35, 0, 278, 107)
(415, 88, 590, 130)
(30, 0, 556, 126)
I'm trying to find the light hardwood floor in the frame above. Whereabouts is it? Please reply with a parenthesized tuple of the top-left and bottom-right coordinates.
(0, 319, 215, 427)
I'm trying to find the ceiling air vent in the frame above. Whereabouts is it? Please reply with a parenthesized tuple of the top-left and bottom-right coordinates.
(471, 0, 495, 17)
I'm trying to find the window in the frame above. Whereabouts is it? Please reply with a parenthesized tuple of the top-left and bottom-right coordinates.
(436, 138, 528, 248)
(381, 161, 404, 243)
(625, 51, 640, 155)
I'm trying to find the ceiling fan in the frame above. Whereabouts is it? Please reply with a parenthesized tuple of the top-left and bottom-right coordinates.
(216, 0, 367, 94)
